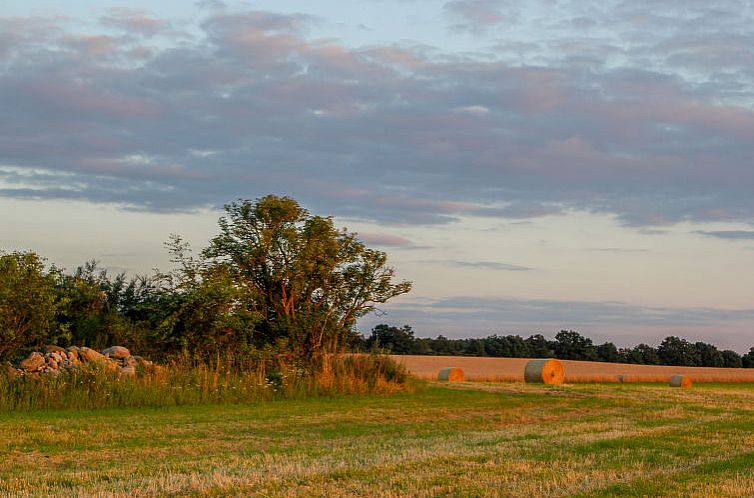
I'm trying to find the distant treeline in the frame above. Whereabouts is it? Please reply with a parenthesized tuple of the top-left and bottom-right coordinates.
(362, 325, 754, 368)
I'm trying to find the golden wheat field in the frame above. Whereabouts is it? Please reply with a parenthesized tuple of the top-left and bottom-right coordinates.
(392, 355, 754, 383)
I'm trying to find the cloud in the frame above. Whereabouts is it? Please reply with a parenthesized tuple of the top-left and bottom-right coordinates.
(443, 0, 515, 34)
(584, 247, 650, 253)
(695, 230, 754, 240)
(356, 232, 415, 247)
(448, 260, 531, 271)
(100, 8, 168, 37)
(2, 3, 754, 229)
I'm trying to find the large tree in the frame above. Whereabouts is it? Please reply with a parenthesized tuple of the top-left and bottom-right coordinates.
(202, 195, 412, 356)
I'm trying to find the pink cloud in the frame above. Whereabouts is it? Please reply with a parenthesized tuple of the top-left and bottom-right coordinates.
(100, 8, 167, 36)
(23, 80, 161, 119)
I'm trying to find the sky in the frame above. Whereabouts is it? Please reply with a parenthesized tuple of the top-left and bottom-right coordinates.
(2, 0, 754, 351)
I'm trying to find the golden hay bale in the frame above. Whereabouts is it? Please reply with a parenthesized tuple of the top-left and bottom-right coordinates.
(437, 367, 464, 382)
(669, 375, 692, 388)
(524, 359, 565, 384)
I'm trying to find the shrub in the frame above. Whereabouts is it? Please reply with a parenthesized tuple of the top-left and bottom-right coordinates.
(0, 252, 66, 360)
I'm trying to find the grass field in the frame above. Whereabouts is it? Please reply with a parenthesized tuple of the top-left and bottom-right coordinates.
(2, 382, 754, 497)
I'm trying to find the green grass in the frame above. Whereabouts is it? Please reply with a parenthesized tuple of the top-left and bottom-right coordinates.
(2, 382, 754, 497)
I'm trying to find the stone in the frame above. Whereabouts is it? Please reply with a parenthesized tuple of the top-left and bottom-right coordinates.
(118, 365, 136, 377)
(66, 350, 80, 363)
(102, 346, 130, 359)
(44, 345, 66, 354)
(79, 347, 107, 363)
(46, 358, 59, 370)
(20, 352, 45, 371)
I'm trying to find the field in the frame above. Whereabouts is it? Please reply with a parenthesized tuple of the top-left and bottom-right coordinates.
(3, 382, 754, 497)
(393, 355, 754, 383)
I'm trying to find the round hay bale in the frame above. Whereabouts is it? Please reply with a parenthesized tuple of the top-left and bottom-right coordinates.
(524, 359, 565, 384)
(669, 375, 692, 388)
(438, 367, 464, 382)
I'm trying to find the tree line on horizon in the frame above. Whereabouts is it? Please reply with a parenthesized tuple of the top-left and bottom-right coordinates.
(362, 324, 754, 368)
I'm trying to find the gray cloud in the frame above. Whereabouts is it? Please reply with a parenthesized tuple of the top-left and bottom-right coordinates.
(356, 232, 415, 247)
(444, 0, 515, 34)
(2, 3, 754, 228)
(695, 230, 754, 240)
(448, 260, 531, 271)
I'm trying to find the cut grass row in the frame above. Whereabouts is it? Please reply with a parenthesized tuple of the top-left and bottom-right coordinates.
(2, 382, 754, 496)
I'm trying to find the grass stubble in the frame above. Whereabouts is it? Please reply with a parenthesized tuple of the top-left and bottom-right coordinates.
(1, 373, 754, 496)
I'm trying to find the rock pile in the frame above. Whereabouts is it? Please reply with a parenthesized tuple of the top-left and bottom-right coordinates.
(5, 345, 152, 378)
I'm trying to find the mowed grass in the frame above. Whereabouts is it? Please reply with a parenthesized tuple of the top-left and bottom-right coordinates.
(2, 383, 754, 497)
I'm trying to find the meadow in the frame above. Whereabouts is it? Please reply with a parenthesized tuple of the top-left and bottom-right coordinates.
(2, 381, 754, 497)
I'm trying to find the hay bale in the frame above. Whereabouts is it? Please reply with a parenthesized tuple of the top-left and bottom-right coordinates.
(438, 367, 464, 382)
(670, 375, 692, 388)
(524, 359, 565, 384)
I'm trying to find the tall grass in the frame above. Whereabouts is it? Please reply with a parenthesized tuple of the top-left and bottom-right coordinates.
(0, 353, 412, 413)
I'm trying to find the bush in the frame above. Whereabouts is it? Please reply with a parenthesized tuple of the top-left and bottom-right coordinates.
(0, 252, 65, 360)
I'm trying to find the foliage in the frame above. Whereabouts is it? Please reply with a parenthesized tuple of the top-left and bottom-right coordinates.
(0, 195, 411, 362)
(621, 343, 661, 365)
(553, 330, 598, 361)
(147, 236, 261, 358)
(657, 336, 699, 366)
(202, 195, 412, 357)
(722, 349, 743, 368)
(0, 252, 66, 360)
(742, 348, 754, 368)
(595, 342, 620, 363)
(367, 325, 752, 368)
(365, 324, 418, 353)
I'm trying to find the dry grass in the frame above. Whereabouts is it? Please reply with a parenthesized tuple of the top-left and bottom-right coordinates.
(2, 383, 754, 496)
(393, 355, 754, 383)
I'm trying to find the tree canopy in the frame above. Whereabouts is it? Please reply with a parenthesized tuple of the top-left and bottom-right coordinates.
(201, 195, 412, 356)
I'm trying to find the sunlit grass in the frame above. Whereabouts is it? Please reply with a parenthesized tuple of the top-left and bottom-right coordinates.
(1, 382, 754, 496)
(0, 353, 411, 412)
